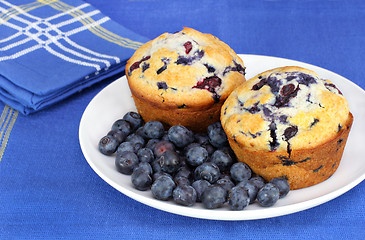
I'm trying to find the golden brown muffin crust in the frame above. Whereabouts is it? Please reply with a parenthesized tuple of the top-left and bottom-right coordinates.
(221, 66, 352, 189)
(126, 27, 245, 109)
(125, 27, 245, 131)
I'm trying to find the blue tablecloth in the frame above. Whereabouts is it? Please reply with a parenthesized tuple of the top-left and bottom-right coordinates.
(1, 0, 364, 239)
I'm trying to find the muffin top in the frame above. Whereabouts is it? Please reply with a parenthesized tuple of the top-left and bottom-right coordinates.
(221, 66, 350, 153)
(125, 27, 245, 109)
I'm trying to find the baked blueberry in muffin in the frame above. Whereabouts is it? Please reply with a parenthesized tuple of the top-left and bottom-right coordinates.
(126, 27, 246, 132)
(221, 66, 353, 189)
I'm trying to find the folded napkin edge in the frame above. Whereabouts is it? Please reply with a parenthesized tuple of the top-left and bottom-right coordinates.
(0, 63, 126, 115)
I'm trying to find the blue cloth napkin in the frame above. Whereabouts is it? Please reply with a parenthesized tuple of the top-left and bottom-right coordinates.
(0, 0, 148, 115)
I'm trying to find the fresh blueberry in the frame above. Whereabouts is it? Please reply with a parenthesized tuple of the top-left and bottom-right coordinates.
(210, 149, 233, 172)
(201, 143, 216, 156)
(131, 167, 152, 191)
(174, 176, 191, 186)
(151, 159, 162, 173)
(135, 126, 147, 138)
(145, 138, 160, 150)
(194, 162, 221, 184)
(192, 180, 211, 202)
(123, 111, 143, 131)
(167, 125, 194, 148)
(184, 142, 200, 153)
(152, 172, 172, 181)
(151, 175, 176, 200)
(236, 178, 249, 188)
(136, 162, 153, 175)
(137, 148, 154, 163)
(220, 146, 237, 162)
(174, 166, 192, 179)
(158, 150, 180, 174)
(153, 140, 176, 158)
(207, 122, 228, 148)
(195, 133, 216, 155)
(115, 151, 139, 175)
(220, 174, 233, 181)
(161, 131, 170, 141)
(178, 155, 188, 167)
(126, 133, 145, 152)
(249, 176, 266, 190)
(185, 146, 208, 167)
(107, 130, 126, 143)
(270, 177, 290, 198)
(240, 181, 259, 204)
(98, 135, 119, 155)
(201, 185, 227, 209)
(228, 186, 250, 210)
(216, 178, 235, 194)
(111, 119, 132, 136)
(173, 185, 197, 207)
(116, 141, 135, 155)
(143, 121, 165, 139)
(230, 162, 252, 183)
(194, 132, 210, 145)
(257, 183, 280, 207)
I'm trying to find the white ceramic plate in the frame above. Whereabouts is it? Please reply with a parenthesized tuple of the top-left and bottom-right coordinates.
(79, 54, 365, 220)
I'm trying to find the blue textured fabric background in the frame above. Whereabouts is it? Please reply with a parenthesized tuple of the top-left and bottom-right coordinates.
(0, 0, 148, 114)
(0, 0, 364, 239)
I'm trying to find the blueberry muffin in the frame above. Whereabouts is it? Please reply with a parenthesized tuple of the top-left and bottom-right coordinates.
(221, 66, 353, 189)
(125, 27, 246, 132)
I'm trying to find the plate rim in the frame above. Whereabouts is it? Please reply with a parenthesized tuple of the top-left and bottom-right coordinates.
(79, 54, 365, 220)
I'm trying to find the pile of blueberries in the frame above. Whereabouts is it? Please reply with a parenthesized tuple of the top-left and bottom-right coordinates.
(98, 111, 290, 210)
